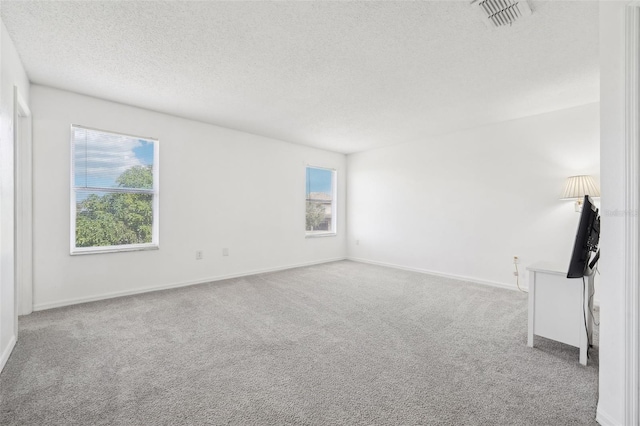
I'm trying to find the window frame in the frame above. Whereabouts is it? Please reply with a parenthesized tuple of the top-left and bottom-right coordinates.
(305, 165, 337, 238)
(69, 124, 160, 255)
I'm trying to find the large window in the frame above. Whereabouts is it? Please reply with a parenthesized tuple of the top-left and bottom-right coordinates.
(71, 125, 159, 254)
(305, 166, 336, 236)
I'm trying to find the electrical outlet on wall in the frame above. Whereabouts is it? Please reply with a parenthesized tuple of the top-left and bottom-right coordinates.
(222, 248, 229, 256)
(196, 250, 204, 260)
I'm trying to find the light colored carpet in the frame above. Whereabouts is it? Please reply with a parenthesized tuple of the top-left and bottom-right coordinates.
(0, 260, 598, 425)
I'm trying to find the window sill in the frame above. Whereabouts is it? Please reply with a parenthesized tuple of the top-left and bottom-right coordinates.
(305, 232, 337, 239)
(71, 244, 159, 255)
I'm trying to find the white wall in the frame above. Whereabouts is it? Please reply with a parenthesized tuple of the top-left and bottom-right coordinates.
(597, 2, 627, 425)
(347, 103, 599, 290)
(31, 85, 346, 310)
(0, 22, 30, 370)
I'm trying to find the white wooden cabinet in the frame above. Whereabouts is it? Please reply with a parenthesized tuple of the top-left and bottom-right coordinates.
(527, 262, 594, 366)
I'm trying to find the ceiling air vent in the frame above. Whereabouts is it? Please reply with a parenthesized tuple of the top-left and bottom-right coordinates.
(471, 0, 532, 28)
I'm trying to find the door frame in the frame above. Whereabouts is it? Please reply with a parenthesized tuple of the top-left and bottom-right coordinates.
(624, 4, 640, 424)
(14, 85, 32, 326)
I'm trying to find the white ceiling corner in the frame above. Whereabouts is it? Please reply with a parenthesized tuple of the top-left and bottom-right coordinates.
(1, 1, 598, 154)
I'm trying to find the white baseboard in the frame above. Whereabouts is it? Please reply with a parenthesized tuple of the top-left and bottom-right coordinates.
(346, 257, 603, 307)
(347, 257, 528, 292)
(596, 407, 621, 426)
(33, 257, 347, 311)
(0, 335, 16, 374)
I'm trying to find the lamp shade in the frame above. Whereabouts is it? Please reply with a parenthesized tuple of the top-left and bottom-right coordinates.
(560, 175, 601, 200)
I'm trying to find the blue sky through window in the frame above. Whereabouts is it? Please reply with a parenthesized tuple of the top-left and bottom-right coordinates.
(133, 142, 154, 167)
(74, 127, 155, 189)
(306, 167, 333, 196)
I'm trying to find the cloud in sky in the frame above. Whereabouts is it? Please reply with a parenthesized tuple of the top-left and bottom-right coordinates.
(73, 127, 153, 189)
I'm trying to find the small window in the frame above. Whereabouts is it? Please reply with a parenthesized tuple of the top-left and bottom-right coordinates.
(305, 166, 336, 236)
(71, 125, 159, 254)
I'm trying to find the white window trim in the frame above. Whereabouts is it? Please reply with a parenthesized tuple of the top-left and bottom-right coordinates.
(70, 125, 159, 255)
(305, 165, 337, 238)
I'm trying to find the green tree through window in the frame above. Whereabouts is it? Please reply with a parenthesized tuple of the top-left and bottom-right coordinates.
(76, 166, 153, 247)
(306, 201, 325, 231)
(71, 125, 158, 252)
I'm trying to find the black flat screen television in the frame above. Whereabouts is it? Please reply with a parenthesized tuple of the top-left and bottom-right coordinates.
(567, 195, 600, 278)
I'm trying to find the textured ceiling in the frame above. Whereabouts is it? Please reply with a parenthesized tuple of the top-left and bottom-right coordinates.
(1, 1, 598, 154)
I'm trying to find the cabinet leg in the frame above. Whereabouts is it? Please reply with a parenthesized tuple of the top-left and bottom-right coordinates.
(527, 270, 535, 348)
(579, 346, 587, 366)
